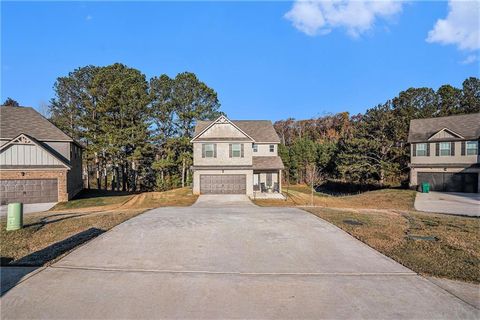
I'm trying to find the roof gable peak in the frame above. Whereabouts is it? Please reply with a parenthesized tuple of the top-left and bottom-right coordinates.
(428, 127, 465, 141)
(191, 115, 255, 142)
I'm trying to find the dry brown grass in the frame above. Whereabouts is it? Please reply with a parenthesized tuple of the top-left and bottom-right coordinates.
(304, 207, 480, 283)
(254, 185, 416, 211)
(121, 188, 198, 209)
(0, 187, 198, 266)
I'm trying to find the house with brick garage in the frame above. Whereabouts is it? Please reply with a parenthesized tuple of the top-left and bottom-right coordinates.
(0, 106, 83, 204)
(408, 113, 480, 193)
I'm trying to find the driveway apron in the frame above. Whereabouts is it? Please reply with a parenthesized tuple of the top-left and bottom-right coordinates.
(2, 196, 478, 319)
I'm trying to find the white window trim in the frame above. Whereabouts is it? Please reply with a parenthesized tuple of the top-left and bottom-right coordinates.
(439, 142, 451, 156)
(232, 143, 241, 158)
(204, 144, 215, 158)
(416, 143, 427, 156)
(253, 144, 258, 152)
(269, 144, 274, 152)
(466, 141, 478, 155)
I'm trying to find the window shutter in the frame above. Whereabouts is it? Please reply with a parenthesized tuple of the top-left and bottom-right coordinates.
(229, 144, 232, 158)
(426, 143, 430, 156)
(202, 144, 205, 158)
(451, 142, 455, 156)
(461, 141, 465, 155)
(241, 144, 244, 158)
(412, 144, 416, 157)
(214, 144, 217, 158)
(435, 143, 439, 156)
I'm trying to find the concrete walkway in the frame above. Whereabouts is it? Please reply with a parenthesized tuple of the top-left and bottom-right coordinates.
(2, 198, 478, 319)
(415, 191, 480, 217)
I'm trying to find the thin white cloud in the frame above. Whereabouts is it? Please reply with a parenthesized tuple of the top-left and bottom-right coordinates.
(86, 15, 93, 21)
(284, 0, 405, 38)
(426, 0, 480, 51)
(461, 54, 478, 65)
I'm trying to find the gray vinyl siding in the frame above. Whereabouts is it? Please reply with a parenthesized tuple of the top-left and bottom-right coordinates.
(67, 144, 83, 198)
(0, 144, 63, 166)
(44, 141, 71, 161)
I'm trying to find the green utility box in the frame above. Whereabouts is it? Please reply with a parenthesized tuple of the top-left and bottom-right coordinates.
(6, 203, 23, 231)
(421, 182, 430, 193)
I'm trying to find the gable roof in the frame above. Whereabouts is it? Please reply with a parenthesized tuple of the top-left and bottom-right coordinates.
(0, 133, 71, 169)
(191, 115, 254, 142)
(408, 113, 480, 143)
(194, 118, 281, 143)
(0, 106, 74, 142)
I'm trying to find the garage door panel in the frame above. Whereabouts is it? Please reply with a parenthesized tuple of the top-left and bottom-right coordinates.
(417, 172, 478, 193)
(200, 174, 246, 194)
(0, 179, 58, 205)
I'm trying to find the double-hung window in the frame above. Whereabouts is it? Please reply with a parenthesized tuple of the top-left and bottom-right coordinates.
(269, 144, 275, 153)
(466, 141, 478, 155)
(252, 144, 258, 153)
(416, 143, 427, 156)
(231, 144, 242, 158)
(439, 142, 451, 156)
(203, 143, 215, 158)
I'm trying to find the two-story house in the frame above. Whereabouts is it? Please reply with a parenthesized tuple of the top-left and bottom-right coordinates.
(0, 106, 83, 204)
(191, 115, 284, 196)
(408, 113, 480, 193)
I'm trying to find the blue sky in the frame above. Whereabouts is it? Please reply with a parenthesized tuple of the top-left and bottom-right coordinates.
(1, 1, 479, 121)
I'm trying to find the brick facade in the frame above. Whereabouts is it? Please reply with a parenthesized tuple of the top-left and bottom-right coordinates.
(0, 169, 69, 202)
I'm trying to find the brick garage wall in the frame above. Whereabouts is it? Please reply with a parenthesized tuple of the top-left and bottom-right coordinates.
(0, 170, 69, 202)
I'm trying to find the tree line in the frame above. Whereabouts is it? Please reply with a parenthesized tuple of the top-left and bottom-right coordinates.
(3, 67, 478, 192)
(275, 77, 480, 189)
(48, 63, 222, 191)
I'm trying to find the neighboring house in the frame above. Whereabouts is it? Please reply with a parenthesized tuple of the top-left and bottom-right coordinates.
(191, 115, 284, 196)
(0, 106, 83, 204)
(408, 113, 480, 193)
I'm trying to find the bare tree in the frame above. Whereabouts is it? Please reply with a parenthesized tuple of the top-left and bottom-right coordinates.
(304, 163, 323, 206)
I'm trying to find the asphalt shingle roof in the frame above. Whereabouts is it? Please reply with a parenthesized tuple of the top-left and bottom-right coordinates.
(252, 156, 284, 170)
(0, 106, 73, 141)
(194, 120, 281, 143)
(408, 113, 480, 143)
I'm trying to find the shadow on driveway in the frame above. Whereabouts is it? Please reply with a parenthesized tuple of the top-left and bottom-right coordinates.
(1, 227, 105, 296)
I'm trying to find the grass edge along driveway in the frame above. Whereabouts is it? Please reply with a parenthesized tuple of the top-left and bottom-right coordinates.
(256, 186, 479, 283)
(0, 187, 198, 267)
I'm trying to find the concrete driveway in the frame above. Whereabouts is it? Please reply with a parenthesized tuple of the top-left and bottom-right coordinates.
(415, 191, 480, 217)
(2, 197, 478, 319)
(0, 202, 57, 217)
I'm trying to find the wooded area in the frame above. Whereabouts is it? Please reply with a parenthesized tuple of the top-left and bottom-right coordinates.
(4, 64, 478, 192)
(275, 77, 480, 188)
(47, 63, 222, 191)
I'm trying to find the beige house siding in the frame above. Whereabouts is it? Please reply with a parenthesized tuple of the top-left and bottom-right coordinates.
(410, 142, 478, 165)
(252, 143, 277, 156)
(199, 122, 248, 139)
(193, 169, 253, 196)
(194, 142, 253, 166)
